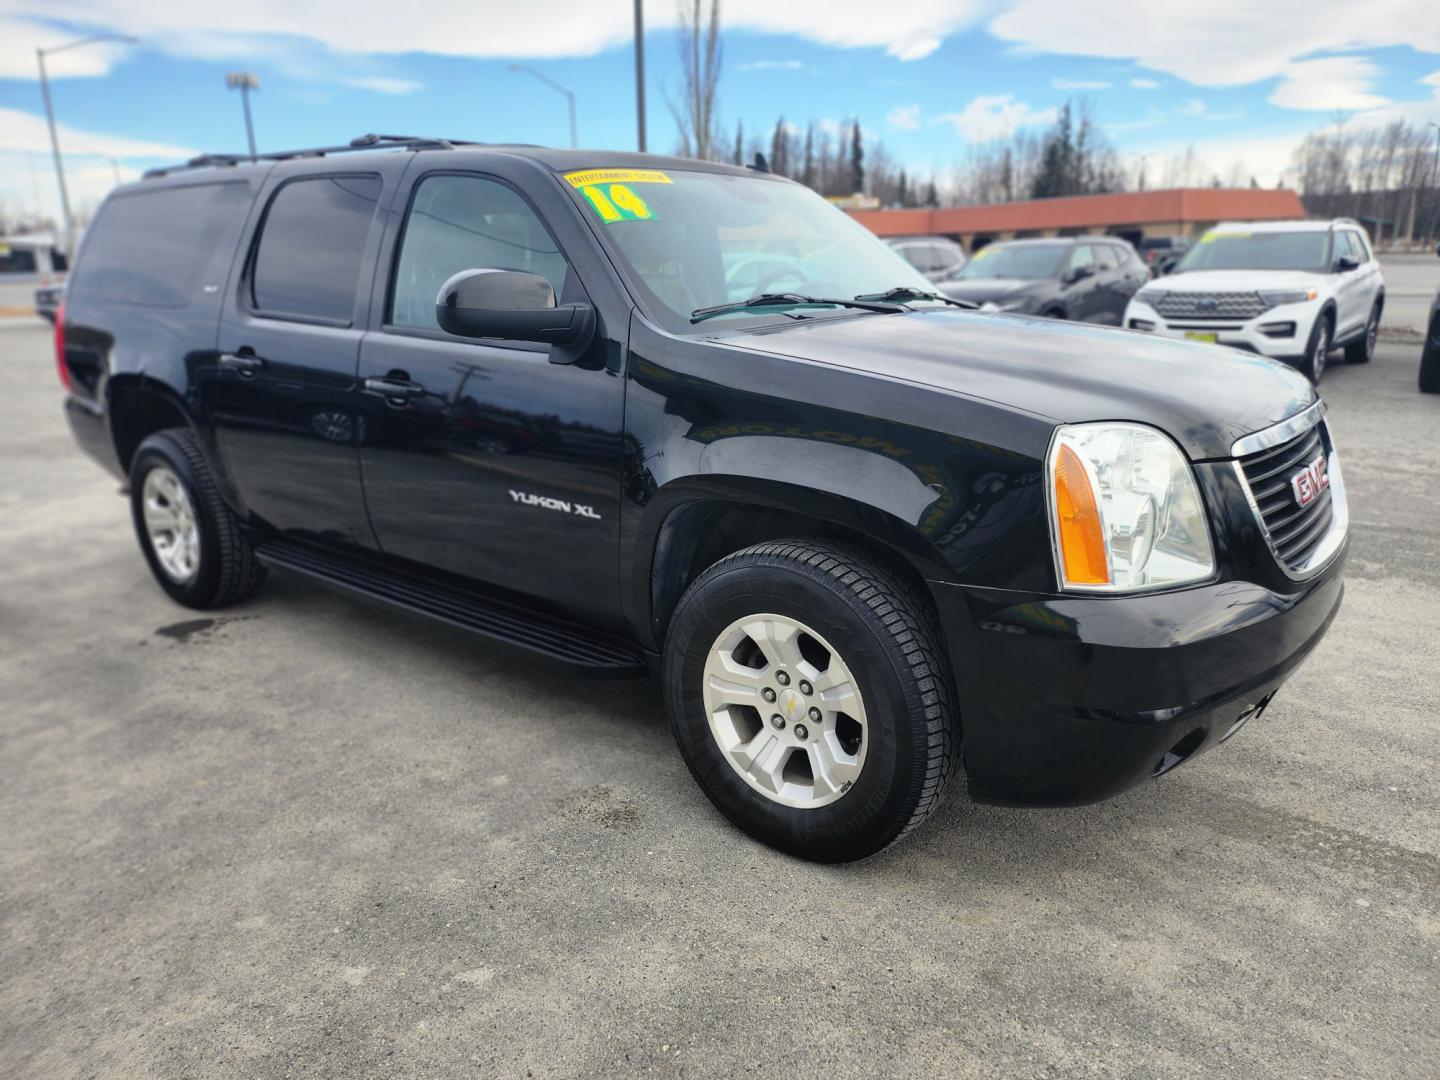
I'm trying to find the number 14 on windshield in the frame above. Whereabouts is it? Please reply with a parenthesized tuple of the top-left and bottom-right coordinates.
(579, 183, 656, 224)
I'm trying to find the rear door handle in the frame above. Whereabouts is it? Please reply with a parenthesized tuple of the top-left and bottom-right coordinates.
(363, 376, 425, 403)
(219, 352, 265, 376)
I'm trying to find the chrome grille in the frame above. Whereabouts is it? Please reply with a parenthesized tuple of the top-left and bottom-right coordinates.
(1235, 416, 1343, 575)
(1154, 291, 1267, 321)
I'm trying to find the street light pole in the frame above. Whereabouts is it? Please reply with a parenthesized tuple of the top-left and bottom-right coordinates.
(35, 33, 136, 255)
(507, 65, 577, 149)
(227, 72, 260, 159)
(634, 0, 647, 152)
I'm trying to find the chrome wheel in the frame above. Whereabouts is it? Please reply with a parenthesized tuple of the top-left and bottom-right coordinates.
(701, 613, 868, 809)
(141, 466, 200, 584)
(1310, 320, 1330, 381)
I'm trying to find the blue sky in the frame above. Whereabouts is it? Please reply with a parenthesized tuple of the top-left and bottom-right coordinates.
(1, 1, 1437, 221)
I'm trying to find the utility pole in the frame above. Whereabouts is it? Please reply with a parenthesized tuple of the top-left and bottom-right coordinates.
(227, 72, 260, 158)
(508, 65, 577, 149)
(634, 0, 647, 152)
(36, 33, 137, 254)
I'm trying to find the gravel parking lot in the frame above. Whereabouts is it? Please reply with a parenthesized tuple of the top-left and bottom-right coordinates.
(2, 323, 1437, 1079)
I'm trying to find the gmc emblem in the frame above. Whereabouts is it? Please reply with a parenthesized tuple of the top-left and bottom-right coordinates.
(1290, 454, 1330, 508)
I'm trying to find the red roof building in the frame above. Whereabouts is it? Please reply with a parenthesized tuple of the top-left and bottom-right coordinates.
(848, 187, 1308, 251)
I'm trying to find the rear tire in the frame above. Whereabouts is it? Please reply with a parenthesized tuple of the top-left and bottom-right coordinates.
(663, 540, 958, 862)
(129, 429, 266, 609)
(1299, 313, 1332, 384)
(1345, 303, 1380, 364)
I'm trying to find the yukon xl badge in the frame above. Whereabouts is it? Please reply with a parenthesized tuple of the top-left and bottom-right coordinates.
(509, 490, 601, 520)
(1290, 454, 1330, 509)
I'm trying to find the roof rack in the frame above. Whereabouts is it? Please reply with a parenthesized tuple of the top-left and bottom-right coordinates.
(142, 133, 480, 179)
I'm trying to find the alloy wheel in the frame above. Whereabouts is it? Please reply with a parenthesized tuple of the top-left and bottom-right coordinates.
(701, 613, 869, 809)
(141, 466, 200, 584)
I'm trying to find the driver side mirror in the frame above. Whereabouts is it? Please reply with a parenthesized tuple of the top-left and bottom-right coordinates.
(435, 269, 594, 358)
(1334, 255, 1361, 273)
(1065, 264, 1095, 285)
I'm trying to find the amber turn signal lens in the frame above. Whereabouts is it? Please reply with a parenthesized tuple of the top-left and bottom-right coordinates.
(1054, 443, 1110, 586)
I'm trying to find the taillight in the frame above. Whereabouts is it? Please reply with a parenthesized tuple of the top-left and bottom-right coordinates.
(54, 301, 71, 391)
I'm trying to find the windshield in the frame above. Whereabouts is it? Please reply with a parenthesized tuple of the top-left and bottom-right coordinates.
(562, 167, 934, 328)
(953, 243, 1067, 281)
(1175, 231, 1330, 273)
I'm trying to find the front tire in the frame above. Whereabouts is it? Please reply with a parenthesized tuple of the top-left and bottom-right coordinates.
(663, 540, 957, 862)
(129, 429, 266, 609)
(1299, 313, 1333, 384)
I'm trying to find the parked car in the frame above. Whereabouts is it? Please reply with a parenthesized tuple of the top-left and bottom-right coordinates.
(886, 235, 967, 282)
(58, 135, 1347, 862)
(1421, 241, 1440, 394)
(1124, 219, 1385, 384)
(1138, 235, 1190, 275)
(34, 284, 63, 323)
(938, 237, 1148, 324)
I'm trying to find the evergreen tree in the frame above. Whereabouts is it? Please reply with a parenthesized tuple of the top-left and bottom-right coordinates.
(733, 120, 744, 166)
(849, 120, 864, 194)
(770, 117, 790, 176)
(801, 124, 816, 189)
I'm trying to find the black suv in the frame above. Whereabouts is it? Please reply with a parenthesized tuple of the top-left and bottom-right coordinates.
(58, 135, 1347, 862)
(939, 237, 1148, 324)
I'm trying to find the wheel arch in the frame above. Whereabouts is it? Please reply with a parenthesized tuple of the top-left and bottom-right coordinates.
(107, 375, 197, 474)
(631, 477, 955, 651)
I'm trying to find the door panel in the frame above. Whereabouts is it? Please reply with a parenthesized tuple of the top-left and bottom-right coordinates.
(357, 171, 625, 623)
(209, 167, 402, 546)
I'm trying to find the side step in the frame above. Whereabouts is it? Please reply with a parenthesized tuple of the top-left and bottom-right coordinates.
(254, 538, 647, 674)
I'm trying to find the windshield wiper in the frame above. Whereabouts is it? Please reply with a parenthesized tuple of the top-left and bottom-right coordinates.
(854, 285, 978, 310)
(690, 292, 906, 323)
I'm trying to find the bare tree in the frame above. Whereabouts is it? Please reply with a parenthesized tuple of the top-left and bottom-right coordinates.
(669, 0, 723, 160)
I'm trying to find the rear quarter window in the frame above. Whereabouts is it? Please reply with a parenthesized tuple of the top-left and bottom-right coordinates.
(69, 182, 251, 308)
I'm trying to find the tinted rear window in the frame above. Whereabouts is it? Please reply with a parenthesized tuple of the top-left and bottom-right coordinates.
(70, 182, 251, 308)
(251, 175, 382, 324)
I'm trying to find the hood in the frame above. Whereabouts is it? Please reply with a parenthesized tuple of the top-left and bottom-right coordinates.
(1155, 269, 1321, 293)
(716, 309, 1315, 461)
(938, 278, 1051, 305)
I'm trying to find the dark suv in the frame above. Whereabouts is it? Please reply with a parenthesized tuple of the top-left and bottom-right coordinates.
(58, 135, 1347, 862)
(938, 237, 1148, 324)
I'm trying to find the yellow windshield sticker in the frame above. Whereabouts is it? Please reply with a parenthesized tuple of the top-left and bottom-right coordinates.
(1200, 230, 1248, 243)
(578, 182, 656, 224)
(973, 247, 992, 259)
(564, 168, 672, 188)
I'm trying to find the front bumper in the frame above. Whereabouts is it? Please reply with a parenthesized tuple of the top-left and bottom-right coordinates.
(1124, 299, 1320, 364)
(928, 554, 1345, 807)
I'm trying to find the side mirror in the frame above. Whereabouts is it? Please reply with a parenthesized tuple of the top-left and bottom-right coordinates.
(1334, 256, 1360, 273)
(1066, 264, 1095, 285)
(435, 269, 594, 354)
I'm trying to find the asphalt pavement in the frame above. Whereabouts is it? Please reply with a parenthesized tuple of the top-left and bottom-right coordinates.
(1, 324, 1437, 1079)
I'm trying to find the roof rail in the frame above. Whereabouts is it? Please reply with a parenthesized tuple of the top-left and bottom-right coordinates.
(142, 133, 479, 179)
(1330, 216, 1359, 228)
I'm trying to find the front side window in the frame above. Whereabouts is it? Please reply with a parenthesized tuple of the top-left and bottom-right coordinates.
(390, 174, 568, 332)
(1175, 231, 1330, 274)
(251, 175, 382, 323)
(1068, 245, 1096, 274)
(565, 168, 931, 330)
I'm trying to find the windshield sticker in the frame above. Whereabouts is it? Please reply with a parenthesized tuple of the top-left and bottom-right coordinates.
(564, 168, 672, 188)
(1200, 230, 1248, 243)
(972, 247, 993, 259)
(578, 182, 656, 224)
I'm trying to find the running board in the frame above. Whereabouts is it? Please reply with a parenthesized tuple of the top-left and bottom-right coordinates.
(254, 539, 647, 674)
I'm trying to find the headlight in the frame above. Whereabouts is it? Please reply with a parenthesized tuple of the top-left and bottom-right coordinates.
(1135, 287, 1166, 306)
(1259, 288, 1318, 307)
(1047, 422, 1214, 592)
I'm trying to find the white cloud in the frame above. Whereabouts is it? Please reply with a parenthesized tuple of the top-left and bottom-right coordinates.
(887, 104, 922, 131)
(737, 59, 807, 71)
(1176, 98, 1207, 117)
(0, 17, 135, 79)
(0, 107, 196, 160)
(1051, 78, 1111, 90)
(1425, 70, 1440, 88)
(1267, 56, 1389, 111)
(1130, 78, 1160, 90)
(988, 0, 1440, 92)
(343, 76, 422, 95)
(932, 95, 1058, 143)
(2, 1, 989, 66)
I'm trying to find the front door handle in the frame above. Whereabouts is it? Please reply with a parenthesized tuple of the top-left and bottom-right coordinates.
(363, 376, 425, 404)
(219, 352, 265, 377)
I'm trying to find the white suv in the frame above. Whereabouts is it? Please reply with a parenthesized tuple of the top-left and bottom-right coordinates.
(1123, 219, 1385, 383)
